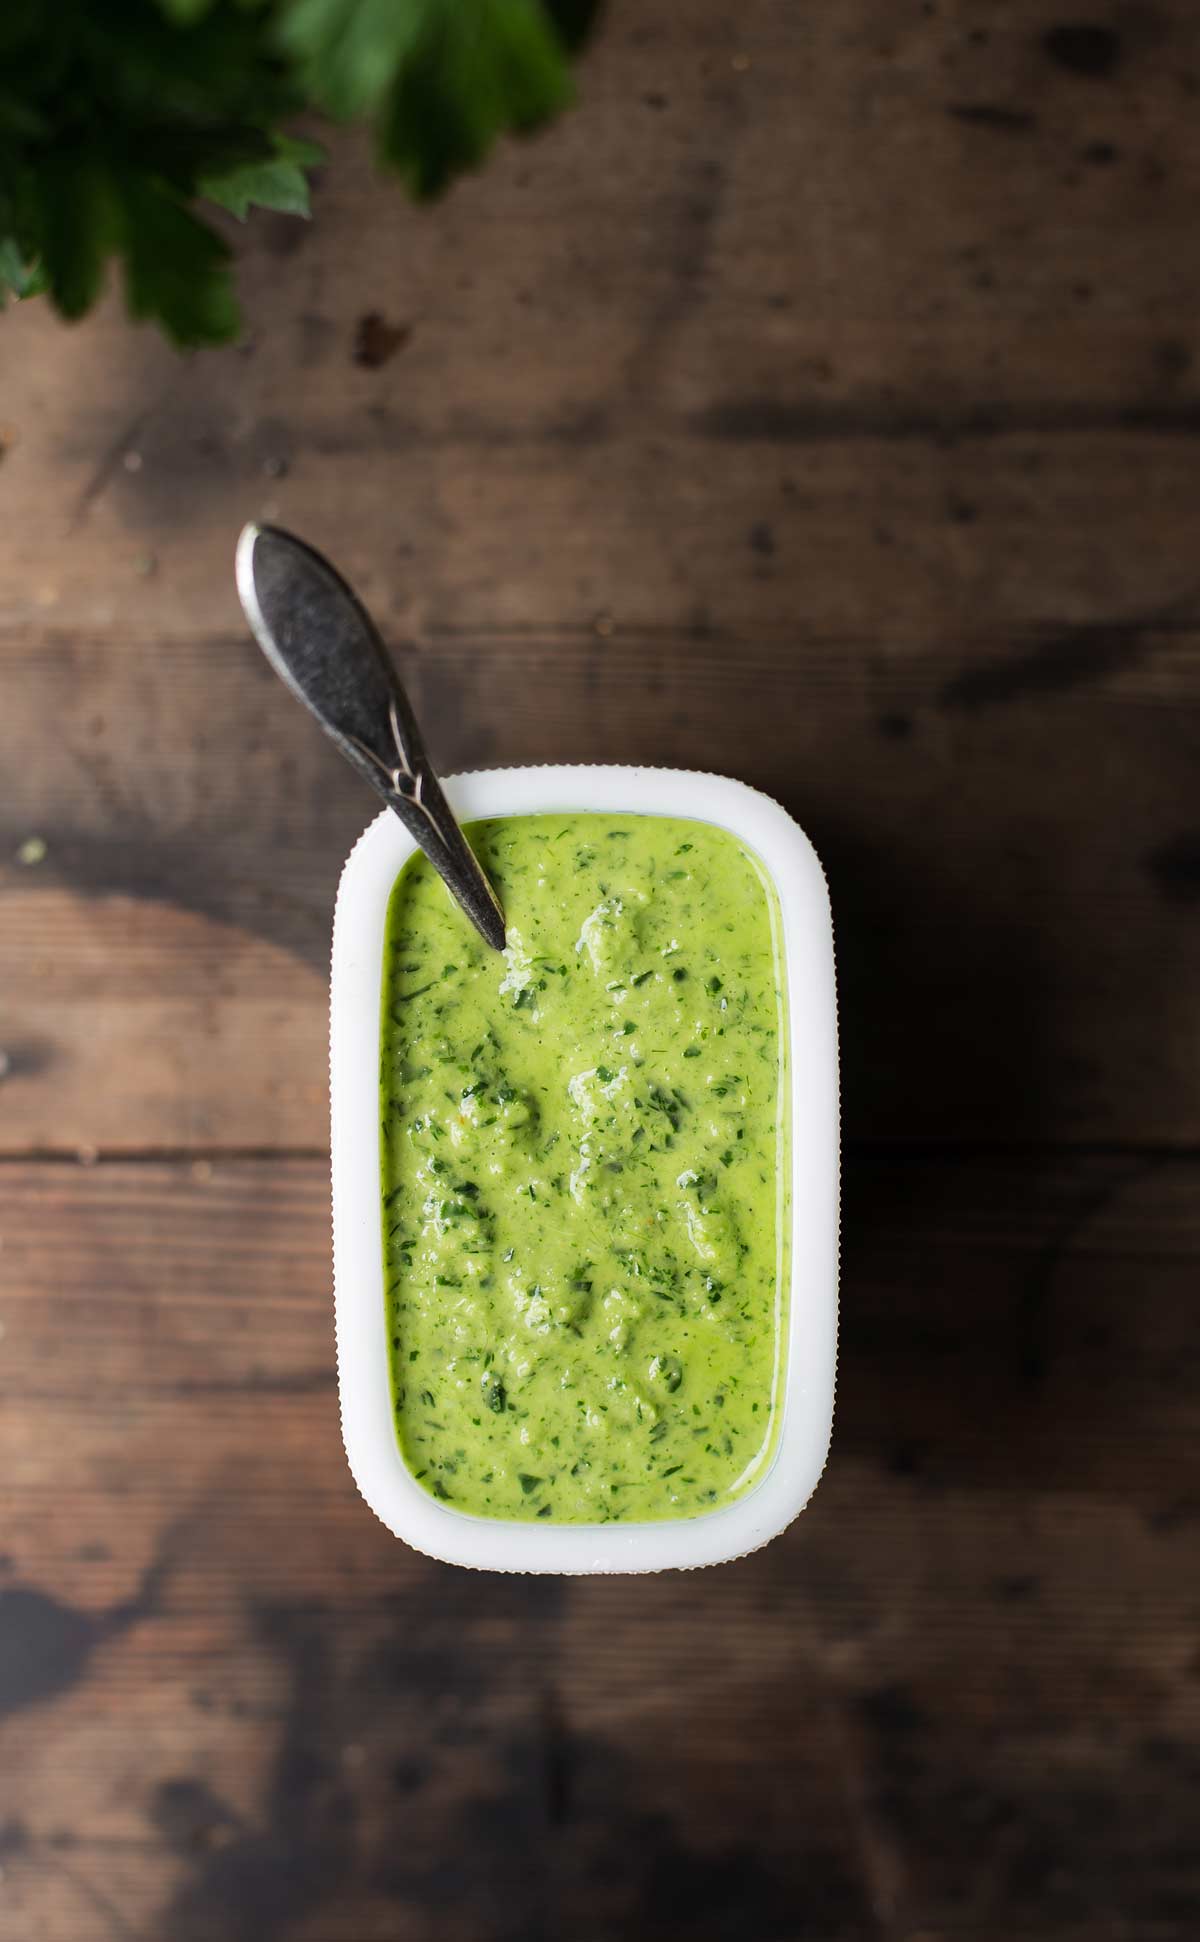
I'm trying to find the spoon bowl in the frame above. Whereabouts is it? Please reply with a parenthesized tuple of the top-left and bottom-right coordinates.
(235, 523, 506, 951)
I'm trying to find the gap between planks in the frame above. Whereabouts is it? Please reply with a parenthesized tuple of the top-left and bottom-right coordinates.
(3, 1140, 1200, 1166)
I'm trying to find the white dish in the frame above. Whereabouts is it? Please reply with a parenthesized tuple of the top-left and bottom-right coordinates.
(331, 766, 838, 1573)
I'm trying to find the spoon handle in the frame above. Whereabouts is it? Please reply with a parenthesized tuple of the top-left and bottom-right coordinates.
(236, 524, 506, 951)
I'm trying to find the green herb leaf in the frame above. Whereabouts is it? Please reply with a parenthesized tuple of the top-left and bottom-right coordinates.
(375, 0, 575, 198)
(0, 0, 597, 345)
(0, 238, 46, 302)
(35, 155, 117, 320)
(118, 177, 238, 347)
(279, 0, 427, 118)
(200, 134, 324, 220)
(153, 0, 221, 24)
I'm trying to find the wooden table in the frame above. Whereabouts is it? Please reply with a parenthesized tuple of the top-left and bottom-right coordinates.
(3, 5, 1199, 1936)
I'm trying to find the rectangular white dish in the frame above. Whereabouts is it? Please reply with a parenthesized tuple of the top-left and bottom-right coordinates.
(331, 765, 838, 1573)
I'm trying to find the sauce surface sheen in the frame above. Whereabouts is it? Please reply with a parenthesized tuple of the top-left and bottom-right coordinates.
(380, 812, 786, 1523)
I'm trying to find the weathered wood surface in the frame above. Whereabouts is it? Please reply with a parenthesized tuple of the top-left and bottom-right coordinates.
(3, 3, 1200, 1153)
(3, 0, 1200, 1934)
(2, 1154, 1199, 1941)
(5, 4, 1200, 643)
(2, 619, 1197, 1151)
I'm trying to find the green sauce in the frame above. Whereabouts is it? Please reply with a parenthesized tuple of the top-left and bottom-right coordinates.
(380, 813, 787, 1524)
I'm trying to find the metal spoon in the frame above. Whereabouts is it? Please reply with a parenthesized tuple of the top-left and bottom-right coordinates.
(236, 523, 506, 951)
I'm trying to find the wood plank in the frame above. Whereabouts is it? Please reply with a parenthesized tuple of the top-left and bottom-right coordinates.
(3, 1, 1200, 642)
(2, 6, 1197, 1939)
(2, 0, 1199, 1152)
(2, 623, 1197, 1149)
(2, 1154, 1199, 1938)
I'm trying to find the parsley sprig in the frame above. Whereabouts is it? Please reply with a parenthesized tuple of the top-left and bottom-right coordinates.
(0, 0, 599, 345)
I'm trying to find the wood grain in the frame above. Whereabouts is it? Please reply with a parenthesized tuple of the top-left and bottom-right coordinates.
(4, 1, 1200, 642)
(3, 0, 1200, 1932)
(1, 1154, 1198, 1940)
(3, 2, 1200, 1154)
(2, 621, 1197, 1149)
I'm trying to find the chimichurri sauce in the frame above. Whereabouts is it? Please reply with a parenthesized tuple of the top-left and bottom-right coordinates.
(380, 813, 786, 1523)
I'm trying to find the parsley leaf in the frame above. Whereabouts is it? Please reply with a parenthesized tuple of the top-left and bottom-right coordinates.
(33, 155, 116, 320)
(377, 0, 574, 197)
(119, 175, 239, 346)
(279, 0, 427, 118)
(0, 0, 599, 345)
(200, 135, 325, 221)
(0, 239, 45, 302)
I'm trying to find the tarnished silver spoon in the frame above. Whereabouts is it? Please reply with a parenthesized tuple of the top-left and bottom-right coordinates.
(236, 524, 506, 951)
